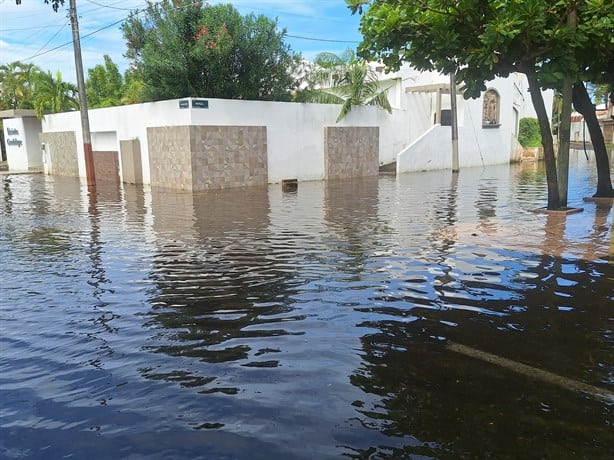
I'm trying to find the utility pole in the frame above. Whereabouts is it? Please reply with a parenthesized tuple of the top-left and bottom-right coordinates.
(450, 72, 459, 173)
(69, 0, 96, 186)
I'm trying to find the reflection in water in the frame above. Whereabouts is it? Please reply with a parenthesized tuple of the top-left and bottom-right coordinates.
(348, 188, 612, 456)
(144, 187, 304, 395)
(475, 179, 498, 234)
(543, 212, 568, 257)
(0, 157, 612, 459)
(2, 176, 12, 214)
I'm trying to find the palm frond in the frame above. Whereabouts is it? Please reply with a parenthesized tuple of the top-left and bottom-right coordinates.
(302, 50, 393, 121)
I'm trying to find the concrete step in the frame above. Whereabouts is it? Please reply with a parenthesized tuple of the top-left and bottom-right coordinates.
(379, 161, 396, 174)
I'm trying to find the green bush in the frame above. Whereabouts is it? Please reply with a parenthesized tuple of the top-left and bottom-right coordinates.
(518, 117, 542, 148)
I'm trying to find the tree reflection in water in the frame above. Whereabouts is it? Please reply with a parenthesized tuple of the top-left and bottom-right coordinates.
(345, 171, 613, 458)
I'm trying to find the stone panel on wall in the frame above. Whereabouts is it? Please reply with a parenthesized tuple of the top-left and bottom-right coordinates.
(324, 126, 379, 180)
(147, 126, 192, 190)
(39, 131, 79, 177)
(120, 139, 143, 184)
(190, 125, 267, 191)
(93, 151, 120, 184)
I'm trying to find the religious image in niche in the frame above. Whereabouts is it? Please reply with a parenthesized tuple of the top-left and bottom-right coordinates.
(482, 89, 500, 126)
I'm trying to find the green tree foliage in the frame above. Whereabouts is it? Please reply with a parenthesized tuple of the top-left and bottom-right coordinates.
(518, 118, 541, 148)
(121, 68, 145, 105)
(0, 61, 40, 110)
(121, 1, 300, 102)
(86, 55, 123, 108)
(0, 62, 77, 118)
(33, 70, 79, 118)
(587, 83, 611, 106)
(347, 0, 613, 208)
(299, 50, 392, 122)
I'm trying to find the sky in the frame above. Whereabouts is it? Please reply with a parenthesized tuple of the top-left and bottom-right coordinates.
(0, 0, 363, 83)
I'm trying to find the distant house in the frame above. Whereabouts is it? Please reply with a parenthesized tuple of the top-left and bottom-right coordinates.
(367, 63, 553, 173)
(570, 103, 614, 145)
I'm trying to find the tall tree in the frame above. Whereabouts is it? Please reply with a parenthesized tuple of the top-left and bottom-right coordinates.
(121, 1, 300, 102)
(33, 70, 79, 118)
(573, 80, 614, 198)
(0, 62, 78, 118)
(0, 61, 42, 110)
(86, 55, 123, 108)
(569, 8, 614, 198)
(348, 0, 612, 209)
(299, 50, 392, 122)
(121, 68, 145, 105)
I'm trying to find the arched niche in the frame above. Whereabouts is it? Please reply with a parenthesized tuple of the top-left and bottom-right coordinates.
(482, 89, 501, 127)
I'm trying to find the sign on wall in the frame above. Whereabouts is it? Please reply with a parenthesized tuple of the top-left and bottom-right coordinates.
(192, 99, 209, 109)
(179, 99, 209, 109)
(6, 127, 22, 147)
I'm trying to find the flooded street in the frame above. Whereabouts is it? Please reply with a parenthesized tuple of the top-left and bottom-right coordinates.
(1, 154, 612, 459)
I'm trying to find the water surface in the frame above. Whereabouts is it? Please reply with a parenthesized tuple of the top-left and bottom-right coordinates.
(1, 155, 612, 459)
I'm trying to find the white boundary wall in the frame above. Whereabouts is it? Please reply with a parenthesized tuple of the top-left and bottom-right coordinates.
(38, 71, 552, 180)
(4, 116, 43, 171)
(41, 99, 410, 184)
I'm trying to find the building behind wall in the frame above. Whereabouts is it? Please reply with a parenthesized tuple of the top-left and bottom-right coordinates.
(369, 64, 553, 173)
(570, 104, 614, 145)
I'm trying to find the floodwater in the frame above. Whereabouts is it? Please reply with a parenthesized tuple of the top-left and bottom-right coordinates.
(1, 153, 613, 459)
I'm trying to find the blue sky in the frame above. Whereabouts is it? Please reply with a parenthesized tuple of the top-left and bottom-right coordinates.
(0, 0, 363, 82)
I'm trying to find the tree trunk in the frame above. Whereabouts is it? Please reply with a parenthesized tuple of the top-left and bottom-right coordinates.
(557, 77, 572, 206)
(572, 81, 614, 197)
(525, 67, 561, 209)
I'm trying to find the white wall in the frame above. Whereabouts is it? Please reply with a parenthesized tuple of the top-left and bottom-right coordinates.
(41, 98, 410, 184)
(91, 131, 119, 151)
(185, 99, 410, 181)
(39, 70, 555, 182)
(377, 107, 410, 166)
(397, 73, 553, 173)
(43, 100, 194, 183)
(4, 117, 42, 171)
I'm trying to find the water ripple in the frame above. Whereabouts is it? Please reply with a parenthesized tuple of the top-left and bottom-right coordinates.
(1, 159, 612, 459)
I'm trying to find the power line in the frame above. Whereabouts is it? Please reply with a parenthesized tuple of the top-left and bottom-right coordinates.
(29, 21, 69, 58)
(7, 1, 196, 63)
(10, 1, 360, 65)
(83, 0, 144, 11)
(287, 34, 359, 44)
(22, 16, 125, 61)
(1, 24, 67, 32)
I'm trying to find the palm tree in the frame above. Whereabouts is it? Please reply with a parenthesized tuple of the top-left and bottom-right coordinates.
(303, 50, 393, 122)
(33, 71, 79, 119)
(0, 61, 41, 110)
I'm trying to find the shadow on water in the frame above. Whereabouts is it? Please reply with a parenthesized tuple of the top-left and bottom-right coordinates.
(347, 252, 613, 458)
(341, 171, 613, 459)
